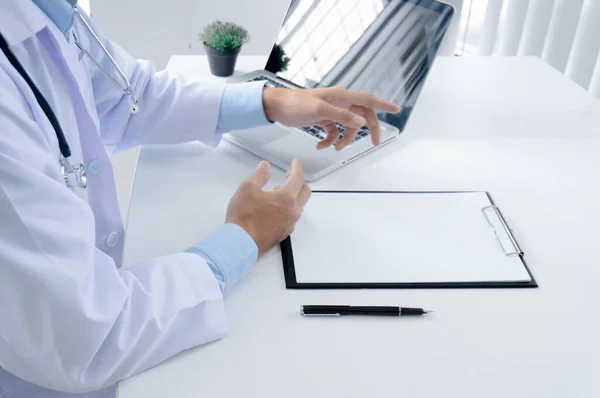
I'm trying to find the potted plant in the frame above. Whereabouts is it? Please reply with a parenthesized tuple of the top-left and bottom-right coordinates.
(265, 44, 291, 74)
(199, 21, 250, 77)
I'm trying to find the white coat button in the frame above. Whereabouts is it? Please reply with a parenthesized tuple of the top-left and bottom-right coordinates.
(87, 159, 105, 175)
(105, 232, 120, 248)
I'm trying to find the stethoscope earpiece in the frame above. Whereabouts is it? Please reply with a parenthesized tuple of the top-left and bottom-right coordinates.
(131, 104, 139, 114)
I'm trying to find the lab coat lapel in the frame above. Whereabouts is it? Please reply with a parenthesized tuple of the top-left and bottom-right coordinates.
(0, 1, 48, 46)
(0, 0, 100, 133)
(38, 24, 101, 132)
(38, 28, 125, 266)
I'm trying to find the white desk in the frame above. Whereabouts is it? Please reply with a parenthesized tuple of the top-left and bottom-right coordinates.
(120, 55, 600, 398)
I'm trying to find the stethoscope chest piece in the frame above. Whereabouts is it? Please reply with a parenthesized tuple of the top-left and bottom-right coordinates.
(61, 156, 87, 190)
(0, 7, 136, 192)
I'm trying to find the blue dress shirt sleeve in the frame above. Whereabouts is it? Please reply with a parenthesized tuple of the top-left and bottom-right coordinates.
(186, 223, 259, 294)
(216, 81, 272, 134)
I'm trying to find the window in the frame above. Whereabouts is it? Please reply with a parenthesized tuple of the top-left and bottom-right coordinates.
(78, 0, 91, 15)
(459, 0, 494, 56)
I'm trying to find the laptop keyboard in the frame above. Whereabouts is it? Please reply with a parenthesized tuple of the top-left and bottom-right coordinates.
(247, 75, 371, 144)
(248, 75, 287, 88)
(299, 124, 370, 144)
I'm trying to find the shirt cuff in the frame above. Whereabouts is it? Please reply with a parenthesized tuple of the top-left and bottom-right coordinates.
(215, 81, 272, 134)
(185, 224, 258, 294)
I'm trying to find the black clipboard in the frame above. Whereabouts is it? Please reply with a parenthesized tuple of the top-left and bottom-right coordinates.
(280, 191, 538, 289)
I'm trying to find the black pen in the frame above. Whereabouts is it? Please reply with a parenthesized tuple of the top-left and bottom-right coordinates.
(301, 305, 433, 317)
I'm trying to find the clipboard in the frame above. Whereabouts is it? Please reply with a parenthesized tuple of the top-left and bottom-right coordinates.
(280, 191, 537, 289)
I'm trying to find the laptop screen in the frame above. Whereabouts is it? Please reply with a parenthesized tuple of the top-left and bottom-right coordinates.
(265, 0, 454, 132)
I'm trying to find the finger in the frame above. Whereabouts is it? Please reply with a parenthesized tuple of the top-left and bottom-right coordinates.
(245, 160, 272, 188)
(274, 185, 281, 191)
(364, 107, 382, 146)
(282, 158, 305, 196)
(317, 102, 366, 129)
(348, 92, 401, 113)
(297, 183, 311, 208)
(284, 225, 296, 238)
(317, 123, 340, 150)
(335, 127, 359, 151)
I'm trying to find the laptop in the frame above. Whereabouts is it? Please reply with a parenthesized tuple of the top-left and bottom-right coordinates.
(227, 0, 455, 181)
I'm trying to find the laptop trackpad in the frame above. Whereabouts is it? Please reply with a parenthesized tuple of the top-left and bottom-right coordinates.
(228, 124, 291, 147)
(228, 125, 340, 175)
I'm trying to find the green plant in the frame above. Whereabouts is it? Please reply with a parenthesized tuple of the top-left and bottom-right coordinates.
(265, 44, 291, 73)
(199, 21, 250, 51)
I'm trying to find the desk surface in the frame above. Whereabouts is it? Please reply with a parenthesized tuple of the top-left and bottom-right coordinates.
(120, 56, 600, 398)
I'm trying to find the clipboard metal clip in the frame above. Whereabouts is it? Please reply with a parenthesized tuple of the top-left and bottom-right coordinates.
(481, 205, 523, 257)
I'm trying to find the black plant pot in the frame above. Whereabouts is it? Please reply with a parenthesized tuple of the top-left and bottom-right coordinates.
(204, 44, 241, 77)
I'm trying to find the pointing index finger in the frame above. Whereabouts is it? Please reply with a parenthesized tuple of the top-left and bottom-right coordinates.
(350, 92, 401, 113)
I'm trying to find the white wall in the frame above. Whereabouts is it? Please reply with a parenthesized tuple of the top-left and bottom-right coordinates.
(92, 0, 191, 69)
(92, 0, 289, 69)
(189, 0, 291, 56)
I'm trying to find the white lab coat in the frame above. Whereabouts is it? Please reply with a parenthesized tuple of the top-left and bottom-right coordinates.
(0, 1, 229, 396)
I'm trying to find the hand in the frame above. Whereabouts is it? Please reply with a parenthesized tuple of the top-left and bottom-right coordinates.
(262, 86, 401, 151)
(226, 159, 311, 256)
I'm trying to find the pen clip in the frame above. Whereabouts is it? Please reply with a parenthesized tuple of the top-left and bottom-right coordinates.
(301, 313, 341, 317)
(300, 306, 341, 317)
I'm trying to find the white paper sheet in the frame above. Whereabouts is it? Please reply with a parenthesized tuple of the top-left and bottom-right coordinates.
(290, 192, 531, 284)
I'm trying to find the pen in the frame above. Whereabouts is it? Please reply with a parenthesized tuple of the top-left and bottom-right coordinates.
(300, 305, 433, 317)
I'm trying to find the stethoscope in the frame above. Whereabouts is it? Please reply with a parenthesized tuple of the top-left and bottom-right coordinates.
(0, 8, 139, 191)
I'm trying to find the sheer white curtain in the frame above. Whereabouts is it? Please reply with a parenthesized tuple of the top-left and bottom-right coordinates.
(78, 0, 91, 14)
(456, 0, 600, 98)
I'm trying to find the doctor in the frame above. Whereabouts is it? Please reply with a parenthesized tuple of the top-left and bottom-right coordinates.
(0, 1, 399, 397)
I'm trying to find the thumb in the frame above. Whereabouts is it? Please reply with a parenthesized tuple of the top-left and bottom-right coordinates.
(247, 160, 272, 188)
